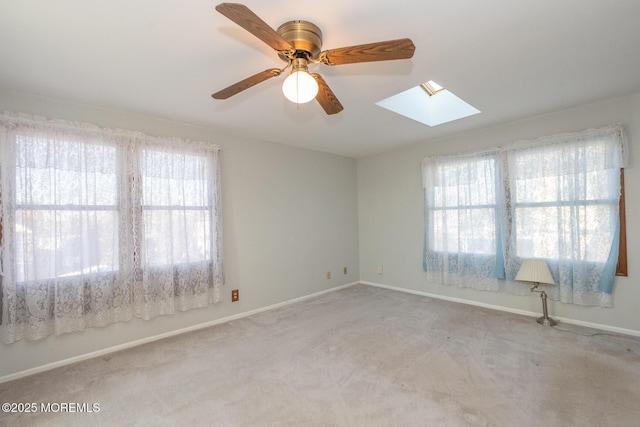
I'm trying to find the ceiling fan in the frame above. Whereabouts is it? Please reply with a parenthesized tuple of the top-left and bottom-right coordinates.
(211, 3, 416, 115)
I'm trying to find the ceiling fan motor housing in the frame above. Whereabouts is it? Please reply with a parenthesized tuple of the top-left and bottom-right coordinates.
(277, 20, 323, 60)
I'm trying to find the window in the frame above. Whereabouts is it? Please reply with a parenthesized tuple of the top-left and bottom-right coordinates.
(424, 153, 505, 288)
(14, 136, 120, 282)
(509, 142, 620, 263)
(428, 155, 498, 255)
(139, 148, 213, 268)
(0, 112, 223, 343)
(423, 125, 626, 307)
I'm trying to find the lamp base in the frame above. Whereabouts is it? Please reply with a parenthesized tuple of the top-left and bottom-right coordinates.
(537, 316, 557, 327)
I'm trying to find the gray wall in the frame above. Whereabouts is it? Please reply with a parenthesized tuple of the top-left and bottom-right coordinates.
(358, 93, 639, 332)
(0, 88, 360, 379)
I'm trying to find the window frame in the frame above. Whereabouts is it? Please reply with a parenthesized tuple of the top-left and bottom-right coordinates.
(425, 154, 500, 257)
(4, 139, 219, 282)
(135, 146, 216, 269)
(616, 168, 628, 276)
(8, 136, 124, 283)
(1, 131, 221, 319)
(510, 168, 627, 276)
(423, 133, 627, 282)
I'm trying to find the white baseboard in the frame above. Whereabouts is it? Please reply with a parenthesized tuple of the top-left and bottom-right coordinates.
(0, 281, 359, 384)
(5, 279, 636, 384)
(360, 281, 640, 338)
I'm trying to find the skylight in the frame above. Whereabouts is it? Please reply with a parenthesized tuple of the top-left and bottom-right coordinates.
(376, 80, 480, 127)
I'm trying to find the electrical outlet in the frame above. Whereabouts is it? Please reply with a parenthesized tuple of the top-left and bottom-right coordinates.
(376, 265, 384, 275)
(343, 267, 347, 275)
(327, 271, 331, 280)
(231, 289, 239, 302)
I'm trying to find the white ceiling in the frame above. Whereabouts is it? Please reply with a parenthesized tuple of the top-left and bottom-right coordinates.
(2, 0, 640, 158)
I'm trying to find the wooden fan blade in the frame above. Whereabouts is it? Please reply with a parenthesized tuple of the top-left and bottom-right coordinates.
(311, 73, 344, 115)
(320, 38, 415, 65)
(212, 68, 281, 99)
(216, 3, 294, 52)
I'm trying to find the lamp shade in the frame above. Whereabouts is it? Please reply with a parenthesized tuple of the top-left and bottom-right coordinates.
(515, 259, 555, 285)
(282, 70, 318, 104)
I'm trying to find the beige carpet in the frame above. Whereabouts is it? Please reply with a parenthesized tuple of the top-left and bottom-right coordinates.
(1, 284, 639, 426)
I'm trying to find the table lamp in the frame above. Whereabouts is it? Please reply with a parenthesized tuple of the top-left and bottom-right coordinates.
(515, 259, 557, 326)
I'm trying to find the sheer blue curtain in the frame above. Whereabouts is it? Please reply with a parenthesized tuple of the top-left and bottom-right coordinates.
(423, 125, 626, 307)
(422, 152, 505, 291)
(503, 126, 625, 307)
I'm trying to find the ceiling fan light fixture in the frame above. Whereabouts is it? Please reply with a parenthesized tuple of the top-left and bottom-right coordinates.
(282, 59, 318, 104)
(213, 3, 416, 114)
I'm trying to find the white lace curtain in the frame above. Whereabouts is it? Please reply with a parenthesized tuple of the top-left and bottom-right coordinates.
(422, 151, 505, 292)
(423, 125, 626, 307)
(0, 112, 223, 343)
